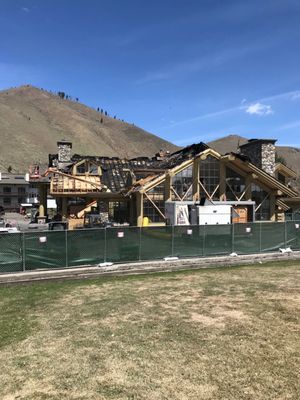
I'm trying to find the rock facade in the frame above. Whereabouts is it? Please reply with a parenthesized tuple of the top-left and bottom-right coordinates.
(58, 141, 72, 163)
(261, 143, 276, 176)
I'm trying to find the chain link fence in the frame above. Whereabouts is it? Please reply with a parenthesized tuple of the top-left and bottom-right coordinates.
(1, 221, 300, 273)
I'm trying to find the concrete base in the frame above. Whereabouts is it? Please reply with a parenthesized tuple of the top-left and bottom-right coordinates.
(0, 251, 300, 285)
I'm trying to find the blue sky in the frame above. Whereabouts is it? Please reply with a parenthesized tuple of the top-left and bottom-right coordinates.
(1, 0, 300, 147)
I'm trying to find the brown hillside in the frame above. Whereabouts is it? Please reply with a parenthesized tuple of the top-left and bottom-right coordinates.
(208, 134, 248, 154)
(0, 85, 178, 172)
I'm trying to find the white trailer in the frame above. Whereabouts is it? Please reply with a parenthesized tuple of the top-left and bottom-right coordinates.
(165, 201, 193, 225)
(194, 204, 232, 225)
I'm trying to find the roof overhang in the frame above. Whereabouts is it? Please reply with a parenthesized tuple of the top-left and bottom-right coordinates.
(275, 163, 297, 178)
(223, 154, 299, 197)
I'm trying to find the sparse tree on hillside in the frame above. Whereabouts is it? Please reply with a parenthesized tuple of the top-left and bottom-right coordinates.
(101, 109, 103, 114)
(100, 118, 103, 123)
(7, 165, 12, 173)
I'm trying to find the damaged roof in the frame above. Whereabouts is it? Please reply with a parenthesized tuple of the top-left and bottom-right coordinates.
(49, 142, 210, 193)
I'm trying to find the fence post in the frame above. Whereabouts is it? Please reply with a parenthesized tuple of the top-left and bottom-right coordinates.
(138, 227, 142, 261)
(202, 225, 206, 256)
(259, 222, 262, 253)
(65, 229, 68, 268)
(22, 232, 26, 272)
(171, 225, 174, 257)
(104, 228, 107, 263)
(284, 221, 287, 249)
(231, 223, 235, 254)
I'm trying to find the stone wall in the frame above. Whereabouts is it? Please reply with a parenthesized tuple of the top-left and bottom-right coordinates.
(261, 143, 276, 176)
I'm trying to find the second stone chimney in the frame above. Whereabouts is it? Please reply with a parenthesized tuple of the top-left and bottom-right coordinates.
(239, 139, 276, 176)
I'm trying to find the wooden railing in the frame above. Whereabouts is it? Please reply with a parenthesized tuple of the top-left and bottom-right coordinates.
(50, 172, 103, 195)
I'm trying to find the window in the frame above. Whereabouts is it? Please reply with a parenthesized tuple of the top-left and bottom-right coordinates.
(252, 184, 270, 221)
(77, 164, 86, 174)
(76, 161, 99, 175)
(18, 187, 26, 194)
(3, 187, 11, 193)
(109, 201, 129, 223)
(199, 155, 220, 199)
(171, 165, 193, 200)
(277, 172, 285, 184)
(143, 183, 165, 223)
(3, 198, 11, 205)
(226, 168, 246, 200)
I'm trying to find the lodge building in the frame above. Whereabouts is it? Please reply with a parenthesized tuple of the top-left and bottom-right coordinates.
(31, 138, 300, 228)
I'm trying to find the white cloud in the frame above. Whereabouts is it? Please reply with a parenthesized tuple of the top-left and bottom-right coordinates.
(22, 7, 29, 12)
(291, 92, 300, 100)
(163, 89, 298, 129)
(245, 102, 273, 116)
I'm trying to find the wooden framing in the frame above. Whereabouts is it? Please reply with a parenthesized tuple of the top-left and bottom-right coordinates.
(39, 146, 300, 226)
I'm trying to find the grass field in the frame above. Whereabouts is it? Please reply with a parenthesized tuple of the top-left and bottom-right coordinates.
(0, 262, 299, 400)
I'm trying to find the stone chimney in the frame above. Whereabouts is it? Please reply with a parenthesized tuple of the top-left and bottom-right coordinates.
(57, 140, 72, 169)
(239, 139, 276, 176)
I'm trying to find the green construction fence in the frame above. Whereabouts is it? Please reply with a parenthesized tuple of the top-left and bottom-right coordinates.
(0, 221, 300, 273)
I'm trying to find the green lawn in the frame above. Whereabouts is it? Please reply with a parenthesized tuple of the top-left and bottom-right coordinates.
(0, 262, 299, 400)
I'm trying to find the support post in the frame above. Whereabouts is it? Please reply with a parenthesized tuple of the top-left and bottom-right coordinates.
(219, 160, 226, 200)
(164, 172, 172, 202)
(62, 197, 68, 220)
(270, 192, 276, 222)
(192, 157, 200, 201)
(136, 192, 143, 227)
(38, 184, 47, 222)
(245, 176, 252, 200)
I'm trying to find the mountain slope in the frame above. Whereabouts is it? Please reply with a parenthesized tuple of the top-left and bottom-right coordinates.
(0, 85, 178, 172)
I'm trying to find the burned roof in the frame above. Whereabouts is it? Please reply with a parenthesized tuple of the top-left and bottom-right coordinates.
(48, 142, 210, 193)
